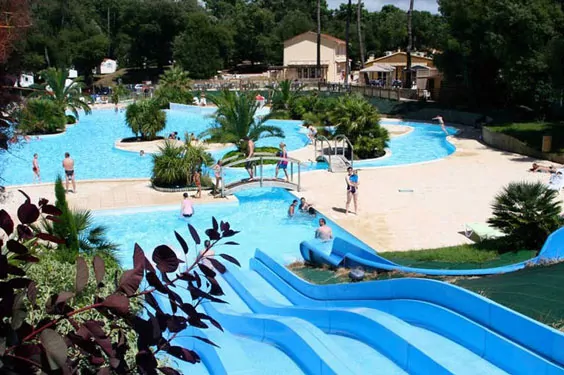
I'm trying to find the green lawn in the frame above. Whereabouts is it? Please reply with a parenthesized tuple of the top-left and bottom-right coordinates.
(455, 262, 564, 329)
(487, 122, 564, 153)
(380, 239, 537, 270)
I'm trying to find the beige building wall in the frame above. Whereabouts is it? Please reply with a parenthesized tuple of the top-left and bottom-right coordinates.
(283, 32, 346, 83)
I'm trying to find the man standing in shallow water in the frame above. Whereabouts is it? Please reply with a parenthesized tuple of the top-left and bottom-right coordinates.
(62, 152, 76, 193)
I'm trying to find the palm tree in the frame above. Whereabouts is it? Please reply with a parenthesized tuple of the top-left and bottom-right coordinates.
(405, 0, 415, 88)
(488, 181, 563, 250)
(159, 66, 192, 91)
(155, 66, 193, 106)
(125, 99, 166, 140)
(268, 79, 304, 112)
(110, 83, 129, 107)
(202, 90, 284, 148)
(329, 94, 389, 145)
(31, 67, 91, 119)
(43, 176, 118, 264)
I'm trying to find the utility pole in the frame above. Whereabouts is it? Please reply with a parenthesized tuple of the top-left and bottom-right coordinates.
(345, 0, 352, 86)
(317, 0, 321, 84)
(357, 0, 365, 84)
(405, 0, 415, 89)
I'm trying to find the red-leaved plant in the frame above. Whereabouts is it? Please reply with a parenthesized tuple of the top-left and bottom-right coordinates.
(0, 190, 240, 374)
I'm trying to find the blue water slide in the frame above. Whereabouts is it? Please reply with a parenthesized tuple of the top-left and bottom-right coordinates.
(201, 277, 362, 374)
(152, 291, 227, 375)
(222, 264, 505, 374)
(253, 248, 564, 375)
(300, 227, 564, 276)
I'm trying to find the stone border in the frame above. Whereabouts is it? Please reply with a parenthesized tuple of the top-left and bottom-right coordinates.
(482, 127, 564, 164)
(151, 184, 213, 193)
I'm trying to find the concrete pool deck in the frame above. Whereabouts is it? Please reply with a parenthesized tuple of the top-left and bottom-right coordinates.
(2, 179, 237, 214)
(290, 125, 563, 252)
(2, 124, 562, 252)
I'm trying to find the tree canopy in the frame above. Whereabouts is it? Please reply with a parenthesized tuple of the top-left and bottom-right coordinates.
(3, 0, 564, 117)
(6, 0, 444, 79)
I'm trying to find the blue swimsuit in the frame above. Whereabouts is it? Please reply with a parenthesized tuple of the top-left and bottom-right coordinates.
(347, 174, 358, 194)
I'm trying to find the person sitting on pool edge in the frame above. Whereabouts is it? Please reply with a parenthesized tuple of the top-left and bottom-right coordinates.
(315, 218, 333, 241)
(180, 192, 194, 218)
(299, 197, 312, 211)
(288, 200, 298, 217)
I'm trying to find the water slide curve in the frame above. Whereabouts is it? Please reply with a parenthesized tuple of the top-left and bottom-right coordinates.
(300, 227, 564, 277)
(170, 247, 564, 374)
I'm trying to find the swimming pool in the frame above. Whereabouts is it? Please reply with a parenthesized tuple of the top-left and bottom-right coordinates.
(96, 188, 369, 268)
(0, 107, 455, 186)
(94, 188, 542, 375)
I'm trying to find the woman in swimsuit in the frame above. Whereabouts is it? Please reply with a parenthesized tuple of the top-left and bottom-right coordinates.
(345, 167, 359, 215)
(213, 160, 222, 195)
(275, 142, 289, 181)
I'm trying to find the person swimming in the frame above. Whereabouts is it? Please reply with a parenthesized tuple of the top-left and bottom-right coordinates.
(315, 218, 333, 241)
(288, 200, 298, 217)
(180, 192, 194, 217)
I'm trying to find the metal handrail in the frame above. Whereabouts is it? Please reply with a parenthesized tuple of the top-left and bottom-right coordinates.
(333, 135, 354, 168)
(220, 154, 302, 197)
(314, 135, 332, 167)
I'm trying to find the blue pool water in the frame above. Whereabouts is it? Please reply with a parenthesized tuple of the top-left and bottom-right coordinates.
(95, 188, 524, 375)
(0, 106, 455, 186)
(96, 188, 369, 268)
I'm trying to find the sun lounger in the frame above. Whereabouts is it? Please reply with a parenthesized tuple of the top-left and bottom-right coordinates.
(464, 222, 504, 242)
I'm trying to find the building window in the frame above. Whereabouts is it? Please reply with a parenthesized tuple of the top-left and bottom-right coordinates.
(297, 67, 324, 79)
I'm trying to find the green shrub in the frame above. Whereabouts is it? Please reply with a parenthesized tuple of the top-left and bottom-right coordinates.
(26, 252, 139, 372)
(488, 181, 563, 251)
(354, 135, 388, 159)
(329, 94, 390, 159)
(152, 141, 212, 188)
(66, 114, 77, 124)
(17, 99, 67, 134)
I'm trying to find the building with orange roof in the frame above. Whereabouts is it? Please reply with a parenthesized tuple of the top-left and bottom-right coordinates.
(282, 31, 348, 83)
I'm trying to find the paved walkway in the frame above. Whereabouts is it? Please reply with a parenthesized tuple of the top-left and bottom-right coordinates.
(2, 179, 236, 214)
(3, 124, 562, 252)
(293, 126, 563, 251)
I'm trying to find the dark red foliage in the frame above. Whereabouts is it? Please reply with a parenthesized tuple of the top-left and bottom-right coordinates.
(0, 195, 240, 374)
(152, 245, 183, 273)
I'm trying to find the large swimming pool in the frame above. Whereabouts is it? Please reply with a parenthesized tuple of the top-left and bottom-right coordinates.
(96, 188, 370, 268)
(0, 106, 456, 186)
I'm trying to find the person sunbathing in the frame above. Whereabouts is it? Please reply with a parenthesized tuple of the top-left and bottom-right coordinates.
(530, 163, 557, 173)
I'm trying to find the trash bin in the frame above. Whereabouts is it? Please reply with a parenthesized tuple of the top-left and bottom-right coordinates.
(542, 135, 552, 153)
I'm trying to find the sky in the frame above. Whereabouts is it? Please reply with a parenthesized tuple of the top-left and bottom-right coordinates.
(327, 0, 440, 14)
